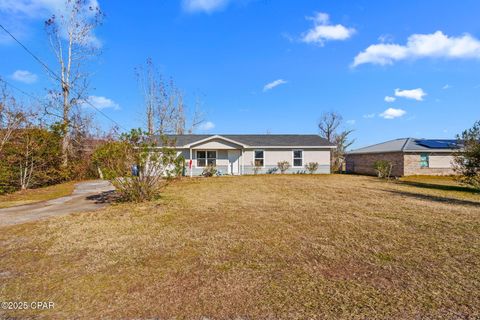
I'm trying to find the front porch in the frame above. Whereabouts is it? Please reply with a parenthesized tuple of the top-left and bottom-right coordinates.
(187, 148, 244, 176)
(183, 136, 247, 176)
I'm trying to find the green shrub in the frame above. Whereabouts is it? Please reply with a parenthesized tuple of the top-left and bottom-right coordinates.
(267, 167, 278, 174)
(202, 165, 217, 177)
(0, 127, 64, 193)
(92, 129, 183, 202)
(305, 162, 319, 174)
(373, 160, 393, 179)
(277, 161, 290, 174)
(454, 120, 480, 190)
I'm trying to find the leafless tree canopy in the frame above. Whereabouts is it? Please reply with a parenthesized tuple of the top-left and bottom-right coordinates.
(0, 84, 27, 154)
(45, 0, 104, 166)
(136, 58, 204, 136)
(318, 111, 355, 172)
(318, 112, 343, 143)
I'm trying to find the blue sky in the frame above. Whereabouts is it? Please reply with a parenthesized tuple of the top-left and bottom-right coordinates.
(1, 0, 479, 148)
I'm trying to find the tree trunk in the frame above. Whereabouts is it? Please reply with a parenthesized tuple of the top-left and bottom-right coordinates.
(61, 82, 70, 168)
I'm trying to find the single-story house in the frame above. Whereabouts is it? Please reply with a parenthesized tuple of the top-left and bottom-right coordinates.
(155, 134, 335, 176)
(345, 138, 461, 176)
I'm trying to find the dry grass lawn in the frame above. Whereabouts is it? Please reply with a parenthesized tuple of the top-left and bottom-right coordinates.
(0, 175, 479, 319)
(0, 181, 76, 209)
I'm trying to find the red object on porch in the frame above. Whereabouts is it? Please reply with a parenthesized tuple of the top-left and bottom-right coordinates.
(189, 159, 192, 169)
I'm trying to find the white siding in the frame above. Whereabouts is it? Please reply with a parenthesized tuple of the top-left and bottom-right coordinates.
(304, 149, 330, 166)
(244, 148, 330, 167)
(191, 138, 241, 150)
(429, 155, 454, 169)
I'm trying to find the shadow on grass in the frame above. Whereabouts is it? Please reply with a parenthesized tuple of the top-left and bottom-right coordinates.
(396, 180, 478, 194)
(385, 190, 480, 207)
(86, 190, 118, 204)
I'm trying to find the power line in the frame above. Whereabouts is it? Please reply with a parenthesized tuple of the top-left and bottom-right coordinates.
(0, 77, 65, 121)
(0, 78, 45, 105)
(0, 77, 91, 131)
(0, 24, 60, 82)
(0, 23, 127, 131)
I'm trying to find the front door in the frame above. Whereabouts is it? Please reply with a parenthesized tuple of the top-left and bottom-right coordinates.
(228, 150, 241, 175)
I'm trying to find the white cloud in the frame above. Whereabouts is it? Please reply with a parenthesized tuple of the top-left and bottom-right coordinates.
(379, 108, 406, 119)
(0, 0, 62, 17)
(199, 121, 215, 131)
(378, 34, 394, 43)
(346, 119, 356, 125)
(363, 113, 375, 119)
(442, 84, 452, 90)
(353, 31, 480, 67)
(263, 79, 287, 92)
(82, 95, 119, 110)
(301, 12, 355, 46)
(0, 0, 101, 46)
(394, 88, 426, 101)
(182, 0, 229, 13)
(0, 0, 100, 17)
(11, 70, 38, 84)
(384, 96, 396, 103)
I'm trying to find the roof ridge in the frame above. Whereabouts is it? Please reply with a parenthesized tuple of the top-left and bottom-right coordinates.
(352, 137, 409, 151)
(400, 137, 413, 151)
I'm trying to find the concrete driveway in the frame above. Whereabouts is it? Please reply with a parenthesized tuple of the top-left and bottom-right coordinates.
(0, 180, 115, 227)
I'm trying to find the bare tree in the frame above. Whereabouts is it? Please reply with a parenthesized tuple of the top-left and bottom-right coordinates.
(136, 59, 204, 136)
(0, 84, 26, 155)
(318, 111, 355, 172)
(45, 0, 103, 167)
(187, 97, 205, 134)
(318, 111, 342, 143)
(135, 58, 157, 135)
(333, 129, 355, 171)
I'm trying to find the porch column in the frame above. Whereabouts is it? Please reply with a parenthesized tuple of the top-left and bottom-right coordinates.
(241, 149, 244, 175)
(189, 148, 193, 177)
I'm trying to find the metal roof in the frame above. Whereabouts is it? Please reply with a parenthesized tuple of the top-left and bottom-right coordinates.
(153, 134, 335, 148)
(348, 138, 462, 154)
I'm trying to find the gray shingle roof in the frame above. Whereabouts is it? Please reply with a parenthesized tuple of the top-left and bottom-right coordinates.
(348, 138, 461, 154)
(154, 134, 335, 147)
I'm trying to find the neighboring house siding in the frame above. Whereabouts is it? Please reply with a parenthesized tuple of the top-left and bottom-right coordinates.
(429, 155, 455, 168)
(403, 153, 456, 176)
(346, 152, 457, 177)
(346, 152, 404, 177)
(304, 149, 331, 169)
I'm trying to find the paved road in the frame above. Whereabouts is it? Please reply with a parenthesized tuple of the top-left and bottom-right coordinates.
(0, 180, 115, 227)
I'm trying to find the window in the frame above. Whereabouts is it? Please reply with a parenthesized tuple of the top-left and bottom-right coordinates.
(197, 150, 216, 167)
(420, 153, 429, 168)
(293, 150, 303, 167)
(254, 150, 264, 167)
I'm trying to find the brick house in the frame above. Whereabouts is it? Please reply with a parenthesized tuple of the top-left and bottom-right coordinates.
(345, 138, 461, 177)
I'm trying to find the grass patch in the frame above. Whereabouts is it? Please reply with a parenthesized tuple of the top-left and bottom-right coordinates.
(0, 175, 479, 319)
(0, 181, 76, 208)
